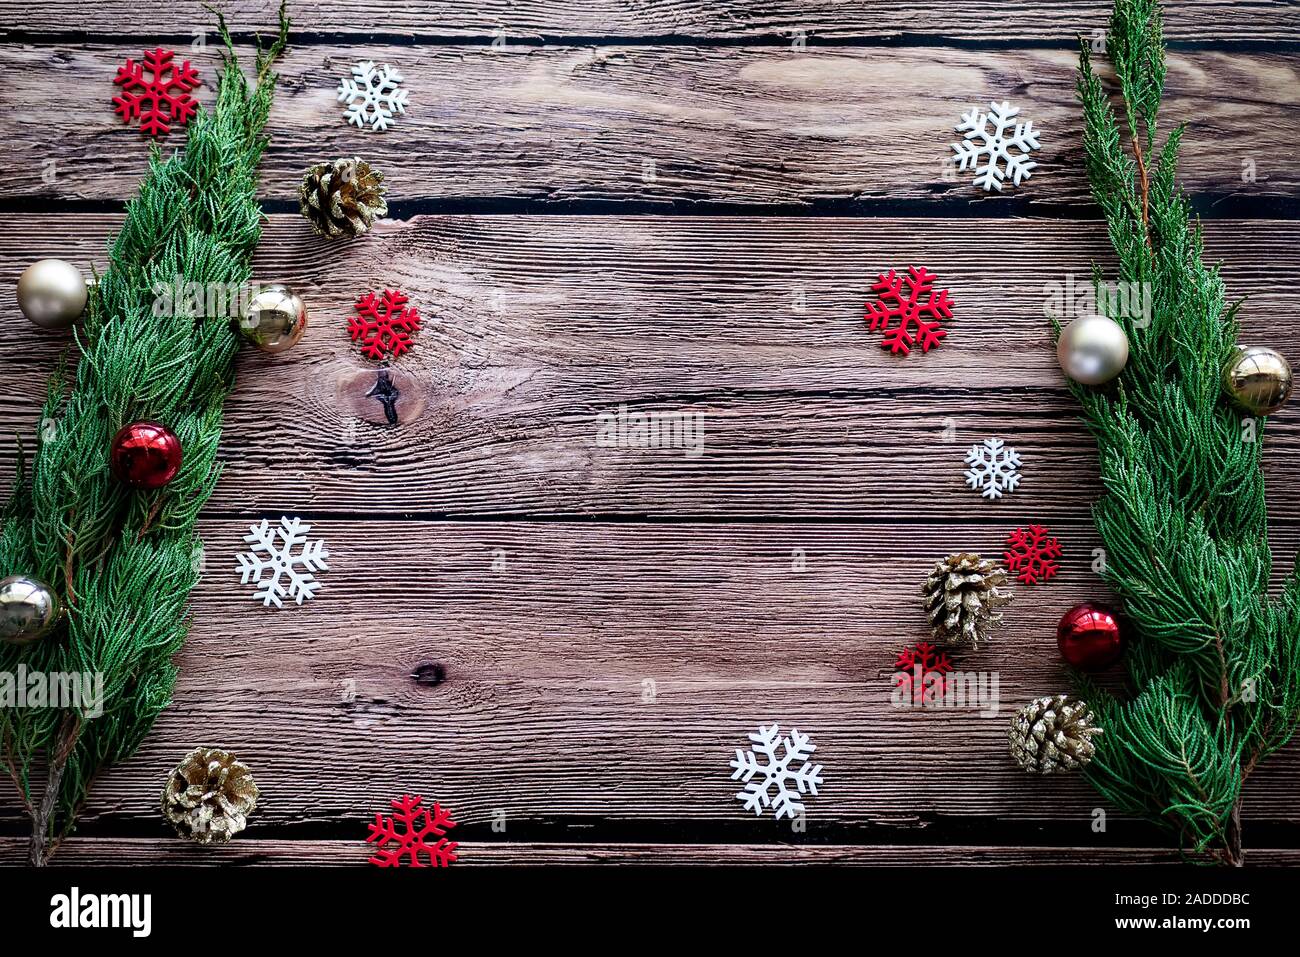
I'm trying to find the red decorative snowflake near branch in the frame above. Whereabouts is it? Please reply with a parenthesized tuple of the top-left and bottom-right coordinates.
(1004, 524, 1062, 584)
(350, 289, 421, 360)
(366, 794, 459, 867)
(865, 266, 953, 355)
(112, 48, 201, 137)
(894, 641, 954, 699)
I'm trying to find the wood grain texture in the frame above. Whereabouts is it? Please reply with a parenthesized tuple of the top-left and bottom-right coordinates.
(2, 44, 1297, 206)
(2, 1, 1300, 868)
(3, 0, 1297, 42)
(2, 214, 1297, 520)
(1, 520, 1298, 866)
(10, 839, 1300, 867)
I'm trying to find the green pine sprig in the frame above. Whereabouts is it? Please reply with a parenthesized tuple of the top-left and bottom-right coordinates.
(0, 5, 289, 865)
(1069, 0, 1300, 864)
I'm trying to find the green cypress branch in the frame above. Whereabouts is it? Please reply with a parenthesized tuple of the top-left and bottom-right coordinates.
(0, 6, 289, 865)
(1071, 0, 1300, 865)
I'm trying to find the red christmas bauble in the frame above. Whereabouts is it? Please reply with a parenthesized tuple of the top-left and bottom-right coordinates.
(109, 421, 182, 489)
(1057, 601, 1126, 671)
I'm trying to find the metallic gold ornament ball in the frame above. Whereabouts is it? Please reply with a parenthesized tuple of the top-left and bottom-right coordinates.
(1223, 346, 1293, 416)
(238, 284, 307, 353)
(16, 258, 89, 329)
(1056, 314, 1130, 385)
(0, 574, 61, 646)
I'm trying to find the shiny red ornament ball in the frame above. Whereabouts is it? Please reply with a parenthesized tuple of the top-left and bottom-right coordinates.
(1057, 601, 1126, 671)
(109, 421, 182, 489)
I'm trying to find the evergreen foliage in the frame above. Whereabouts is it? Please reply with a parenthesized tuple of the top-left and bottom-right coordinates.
(1070, 0, 1300, 864)
(0, 6, 289, 865)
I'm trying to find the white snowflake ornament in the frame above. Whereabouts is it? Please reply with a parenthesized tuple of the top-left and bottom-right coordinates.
(964, 437, 1022, 499)
(236, 517, 330, 607)
(730, 724, 824, 820)
(951, 101, 1041, 192)
(337, 60, 408, 132)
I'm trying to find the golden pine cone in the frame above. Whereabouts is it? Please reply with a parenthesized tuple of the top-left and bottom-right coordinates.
(1009, 694, 1103, 773)
(921, 552, 1012, 648)
(161, 747, 259, 844)
(299, 157, 388, 238)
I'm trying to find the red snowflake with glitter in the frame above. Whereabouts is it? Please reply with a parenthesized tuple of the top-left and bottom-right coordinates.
(865, 266, 953, 355)
(366, 794, 458, 867)
(1004, 524, 1062, 584)
(894, 641, 954, 700)
(350, 289, 421, 360)
(112, 48, 201, 137)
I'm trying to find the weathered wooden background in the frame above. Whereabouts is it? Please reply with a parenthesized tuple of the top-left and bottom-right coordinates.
(1, 1, 1299, 865)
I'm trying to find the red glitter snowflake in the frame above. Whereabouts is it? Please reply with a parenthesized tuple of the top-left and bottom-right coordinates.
(366, 794, 459, 867)
(894, 641, 954, 699)
(112, 48, 201, 137)
(865, 266, 953, 355)
(1004, 524, 1062, 584)
(350, 289, 421, 360)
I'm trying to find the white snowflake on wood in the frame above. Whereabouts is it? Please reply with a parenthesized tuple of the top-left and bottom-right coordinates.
(236, 517, 330, 607)
(951, 100, 1041, 192)
(730, 724, 824, 820)
(964, 437, 1022, 499)
(337, 60, 408, 132)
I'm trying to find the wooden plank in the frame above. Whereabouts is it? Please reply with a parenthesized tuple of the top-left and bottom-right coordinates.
(9, 838, 1300, 866)
(0, 521, 1297, 842)
(3, 0, 1296, 42)
(2, 44, 1297, 206)
(2, 215, 1297, 520)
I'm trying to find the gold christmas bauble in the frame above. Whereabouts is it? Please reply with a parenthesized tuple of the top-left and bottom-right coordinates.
(1057, 314, 1129, 385)
(16, 258, 88, 329)
(238, 284, 307, 353)
(1223, 346, 1293, 416)
(0, 574, 61, 646)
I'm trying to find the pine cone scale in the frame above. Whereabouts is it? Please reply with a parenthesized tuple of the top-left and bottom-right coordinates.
(1009, 694, 1103, 773)
(299, 157, 388, 239)
(162, 747, 259, 844)
(922, 552, 1012, 648)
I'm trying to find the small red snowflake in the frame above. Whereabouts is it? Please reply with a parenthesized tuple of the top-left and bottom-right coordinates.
(112, 48, 201, 137)
(894, 641, 954, 698)
(1004, 524, 1062, 584)
(350, 289, 421, 360)
(865, 266, 953, 355)
(366, 794, 459, 867)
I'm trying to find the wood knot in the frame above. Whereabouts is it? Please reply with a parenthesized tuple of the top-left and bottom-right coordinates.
(410, 662, 447, 687)
(335, 363, 427, 426)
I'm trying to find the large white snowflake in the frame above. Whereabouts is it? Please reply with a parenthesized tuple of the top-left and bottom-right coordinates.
(236, 517, 330, 607)
(964, 437, 1022, 499)
(730, 724, 824, 820)
(951, 100, 1041, 192)
(337, 60, 408, 132)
